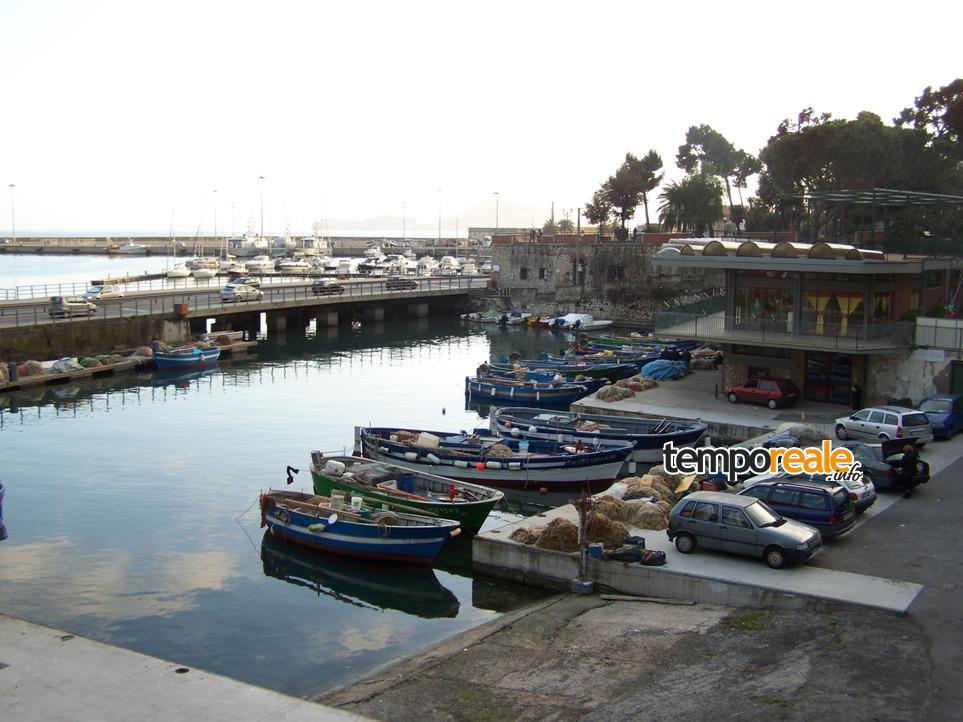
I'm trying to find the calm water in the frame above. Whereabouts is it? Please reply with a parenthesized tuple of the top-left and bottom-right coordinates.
(0, 259, 581, 697)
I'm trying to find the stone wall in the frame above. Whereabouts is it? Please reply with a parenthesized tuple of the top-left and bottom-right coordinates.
(0, 318, 189, 362)
(866, 350, 963, 406)
(484, 240, 724, 326)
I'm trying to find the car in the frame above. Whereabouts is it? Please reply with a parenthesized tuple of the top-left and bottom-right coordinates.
(737, 478, 856, 539)
(742, 469, 876, 515)
(834, 405, 933, 444)
(312, 280, 345, 296)
(385, 276, 417, 291)
(666, 491, 822, 569)
(83, 284, 125, 300)
(840, 439, 930, 491)
(47, 295, 97, 317)
(220, 283, 264, 302)
(229, 276, 261, 288)
(726, 377, 800, 409)
(917, 394, 963, 440)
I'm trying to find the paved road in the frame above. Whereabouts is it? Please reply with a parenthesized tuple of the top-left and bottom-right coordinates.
(808, 445, 963, 720)
(0, 276, 487, 329)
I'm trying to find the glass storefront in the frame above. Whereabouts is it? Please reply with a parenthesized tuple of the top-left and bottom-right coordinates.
(805, 352, 852, 405)
(735, 287, 794, 331)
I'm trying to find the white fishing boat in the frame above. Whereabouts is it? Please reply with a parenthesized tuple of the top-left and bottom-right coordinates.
(547, 313, 614, 331)
(108, 240, 149, 255)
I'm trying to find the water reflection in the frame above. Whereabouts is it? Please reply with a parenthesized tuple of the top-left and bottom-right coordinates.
(260, 532, 460, 619)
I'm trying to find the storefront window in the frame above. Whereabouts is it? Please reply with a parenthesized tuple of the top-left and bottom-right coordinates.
(872, 292, 892, 321)
(735, 287, 794, 330)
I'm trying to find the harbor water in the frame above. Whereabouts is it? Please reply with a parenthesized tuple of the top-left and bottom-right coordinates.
(0, 255, 583, 697)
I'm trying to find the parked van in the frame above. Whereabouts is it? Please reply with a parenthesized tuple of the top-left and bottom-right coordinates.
(47, 296, 96, 318)
(738, 478, 856, 539)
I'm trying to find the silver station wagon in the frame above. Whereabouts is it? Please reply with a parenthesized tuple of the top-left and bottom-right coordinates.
(834, 406, 933, 444)
(666, 491, 822, 569)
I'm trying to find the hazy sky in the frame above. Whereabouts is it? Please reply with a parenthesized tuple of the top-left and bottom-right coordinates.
(1, 0, 960, 235)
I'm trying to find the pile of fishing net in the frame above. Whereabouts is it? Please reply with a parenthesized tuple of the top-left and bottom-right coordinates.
(96, 354, 123, 364)
(596, 385, 635, 402)
(487, 442, 514, 457)
(614, 375, 658, 392)
(509, 527, 540, 545)
(533, 518, 580, 552)
(590, 493, 670, 531)
(78, 357, 102, 368)
(215, 334, 234, 346)
(690, 358, 716, 371)
(586, 510, 630, 549)
(391, 430, 419, 443)
(131, 346, 154, 358)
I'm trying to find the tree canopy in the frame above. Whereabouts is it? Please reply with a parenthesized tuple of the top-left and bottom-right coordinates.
(658, 173, 724, 237)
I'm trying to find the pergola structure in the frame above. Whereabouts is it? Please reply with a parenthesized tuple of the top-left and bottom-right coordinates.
(774, 187, 963, 255)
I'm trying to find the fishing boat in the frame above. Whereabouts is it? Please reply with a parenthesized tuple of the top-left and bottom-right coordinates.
(259, 489, 460, 564)
(309, 453, 503, 533)
(356, 426, 633, 490)
(465, 376, 593, 405)
(490, 407, 708, 464)
(153, 345, 220, 370)
(482, 369, 611, 396)
(260, 533, 460, 618)
(489, 358, 638, 381)
(108, 240, 149, 255)
(461, 309, 503, 324)
(498, 311, 533, 325)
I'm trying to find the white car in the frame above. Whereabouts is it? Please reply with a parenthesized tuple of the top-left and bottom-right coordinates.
(83, 284, 125, 300)
(220, 283, 264, 302)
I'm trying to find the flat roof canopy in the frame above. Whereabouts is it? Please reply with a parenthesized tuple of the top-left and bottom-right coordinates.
(653, 254, 956, 274)
(777, 188, 963, 207)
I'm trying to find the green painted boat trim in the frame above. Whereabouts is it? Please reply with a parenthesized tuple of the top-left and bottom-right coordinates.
(311, 471, 498, 534)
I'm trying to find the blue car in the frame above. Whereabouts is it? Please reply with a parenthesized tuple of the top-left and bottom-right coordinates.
(918, 394, 963, 440)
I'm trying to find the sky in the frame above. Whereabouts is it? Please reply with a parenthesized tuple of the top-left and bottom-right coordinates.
(1, 0, 960, 236)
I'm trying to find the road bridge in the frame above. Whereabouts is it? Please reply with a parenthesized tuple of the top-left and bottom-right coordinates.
(0, 276, 491, 359)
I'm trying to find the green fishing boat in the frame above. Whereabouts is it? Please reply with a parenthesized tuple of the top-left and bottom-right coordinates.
(309, 452, 503, 534)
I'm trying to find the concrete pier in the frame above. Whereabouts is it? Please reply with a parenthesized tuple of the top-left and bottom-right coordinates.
(407, 302, 429, 318)
(0, 614, 367, 721)
(363, 306, 384, 322)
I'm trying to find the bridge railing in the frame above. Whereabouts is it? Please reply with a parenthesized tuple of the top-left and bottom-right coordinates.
(0, 276, 490, 329)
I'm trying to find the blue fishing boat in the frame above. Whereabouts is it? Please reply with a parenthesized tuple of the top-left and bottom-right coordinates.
(259, 489, 460, 565)
(465, 376, 592, 405)
(484, 369, 610, 396)
(153, 346, 220, 370)
(488, 358, 637, 381)
(490, 406, 708, 464)
(357, 426, 633, 491)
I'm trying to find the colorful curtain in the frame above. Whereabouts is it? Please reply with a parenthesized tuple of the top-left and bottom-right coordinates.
(836, 292, 863, 336)
(805, 291, 832, 334)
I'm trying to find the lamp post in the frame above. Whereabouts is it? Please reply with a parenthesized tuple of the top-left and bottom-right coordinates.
(494, 191, 499, 239)
(212, 189, 218, 246)
(258, 175, 266, 239)
(437, 188, 442, 244)
(403, 201, 407, 242)
(7, 184, 14, 244)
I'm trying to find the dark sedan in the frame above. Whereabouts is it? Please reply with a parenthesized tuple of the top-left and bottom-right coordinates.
(840, 440, 930, 491)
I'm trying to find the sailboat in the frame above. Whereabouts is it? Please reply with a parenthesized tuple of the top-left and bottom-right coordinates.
(165, 213, 191, 279)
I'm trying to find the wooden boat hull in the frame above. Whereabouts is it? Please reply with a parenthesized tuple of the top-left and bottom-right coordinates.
(310, 454, 503, 534)
(154, 347, 220, 370)
(490, 407, 708, 464)
(358, 427, 633, 491)
(465, 377, 590, 405)
(261, 490, 459, 565)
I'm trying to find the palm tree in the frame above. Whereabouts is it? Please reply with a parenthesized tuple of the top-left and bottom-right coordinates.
(658, 174, 724, 236)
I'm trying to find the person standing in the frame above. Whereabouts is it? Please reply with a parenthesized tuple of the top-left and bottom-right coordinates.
(899, 444, 919, 498)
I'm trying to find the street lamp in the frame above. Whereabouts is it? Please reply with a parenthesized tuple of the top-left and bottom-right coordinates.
(258, 175, 266, 239)
(212, 189, 218, 245)
(437, 188, 442, 244)
(403, 201, 407, 242)
(494, 191, 499, 238)
(8, 184, 14, 244)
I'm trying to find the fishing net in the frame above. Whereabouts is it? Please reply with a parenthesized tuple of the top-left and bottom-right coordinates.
(510, 527, 539, 545)
(587, 512, 630, 549)
(621, 500, 669, 530)
(391, 430, 419, 443)
(596, 385, 635, 402)
(592, 495, 624, 521)
(535, 518, 579, 552)
(78, 357, 101, 368)
(487, 442, 513, 457)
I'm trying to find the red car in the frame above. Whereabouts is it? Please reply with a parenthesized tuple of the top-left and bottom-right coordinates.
(726, 377, 800, 409)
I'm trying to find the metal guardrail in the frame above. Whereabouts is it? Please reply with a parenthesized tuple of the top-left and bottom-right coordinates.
(0, 276, 490, 329)
(654, 311, 915, 351)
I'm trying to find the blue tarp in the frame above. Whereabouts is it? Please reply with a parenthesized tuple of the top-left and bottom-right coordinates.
(639, 359, 691, 380)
